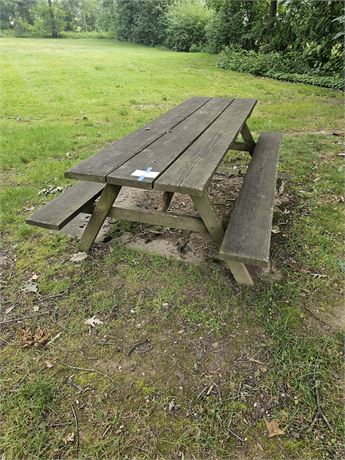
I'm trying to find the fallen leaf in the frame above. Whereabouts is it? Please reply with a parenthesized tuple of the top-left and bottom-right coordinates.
(168, 399, 176, 411)
(70, 252, 88, 263)
(33, 306, 40, 312)
(34, 327, 50, 347)
(18, 328, 34, 348)
(271, 226, 281, 234)
(44, 359, 54, 369)
(63, 432, 75, 444)
(38, 185, 64, 196)
(264, 419, 285, 438)
(23, 205, 35, 212)
(84, 316, 103, 328)
(18, 327, 50, 348)
(22, 280, 38, 293)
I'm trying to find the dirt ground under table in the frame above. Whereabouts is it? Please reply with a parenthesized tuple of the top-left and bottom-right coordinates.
(62, 168, 253, 262)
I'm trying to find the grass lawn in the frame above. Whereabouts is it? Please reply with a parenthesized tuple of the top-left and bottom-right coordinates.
(0, 38, 344, 459)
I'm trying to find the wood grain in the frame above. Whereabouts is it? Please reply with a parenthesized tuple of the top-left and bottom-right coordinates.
(219, 132, 282, 267)
(154, 98, 257, 195)
(106, 98, 233, 189)
(26, 182, 105, 230)
(65, 97, 210, 182)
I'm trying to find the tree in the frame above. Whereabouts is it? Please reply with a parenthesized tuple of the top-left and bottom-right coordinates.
(265, 0, 277, 42)
(47, 0, 58, 37)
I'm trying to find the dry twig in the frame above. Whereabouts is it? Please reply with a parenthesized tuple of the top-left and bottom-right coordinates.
(71, 404, 80, 455)
(60, 363, 115, 384)
(308, 380, 333, 433)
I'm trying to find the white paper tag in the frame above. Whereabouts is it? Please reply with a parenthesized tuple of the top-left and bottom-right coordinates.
(131, 169, 160, 179)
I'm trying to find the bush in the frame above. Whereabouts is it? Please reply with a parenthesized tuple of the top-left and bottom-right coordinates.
(165, 0, 212, 52)
(217, 47, 343, 90)
(115, 0, 170, 46)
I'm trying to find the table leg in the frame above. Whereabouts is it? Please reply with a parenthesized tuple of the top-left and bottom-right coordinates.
(191, 192, 224, 248)
(80, 184, 121, 252)
(192, 191, 254, 286)
(159, 191, 174, 212)
(223, 258, 254, 286)
(240, 123, 256, 155)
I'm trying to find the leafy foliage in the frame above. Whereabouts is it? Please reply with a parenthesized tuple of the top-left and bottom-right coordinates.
(165, 0, 212, 51)
(217, 47, 343, 90)
(115, 0, 171, 46)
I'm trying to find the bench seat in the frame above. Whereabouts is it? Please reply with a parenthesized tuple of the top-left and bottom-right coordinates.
(26, 182, 105, 230)
(219, 132, 282, 274)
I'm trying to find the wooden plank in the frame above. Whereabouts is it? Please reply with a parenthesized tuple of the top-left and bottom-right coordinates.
(106, 98, 233, 189)
(109, 207, 207, 233)
(65, 97, 210, 183)
(224, 258, 254, 286)
(80, 184, 121, 251)
(219, 132, 282, 267)
(191, 192, 224, 248)
(83, 202, 208, 233)
(154, 98, 257, 196)
(26, 182, 105, 230)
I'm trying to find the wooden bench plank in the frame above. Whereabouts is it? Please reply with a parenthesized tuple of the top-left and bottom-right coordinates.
(154, 99, 257, 195)
(26, 182, 105, 230)
(106, 98, 233, 189)
(65, 97, 210, 183)
(219, 132, 282, 267)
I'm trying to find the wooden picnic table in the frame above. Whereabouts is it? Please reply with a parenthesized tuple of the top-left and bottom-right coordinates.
(28, 97, 282, 285)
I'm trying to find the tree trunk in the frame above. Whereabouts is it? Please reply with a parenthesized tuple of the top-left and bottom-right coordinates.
(248, 0, 257, 25)
(265, 0, 278, 43)
(47, 0, 58, 38)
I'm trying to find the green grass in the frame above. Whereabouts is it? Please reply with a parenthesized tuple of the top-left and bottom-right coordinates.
(0, 38, 344, 459)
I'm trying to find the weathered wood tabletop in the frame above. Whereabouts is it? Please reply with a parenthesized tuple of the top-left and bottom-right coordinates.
(66, 97, 256, 192)
(64, 96, 258, 276)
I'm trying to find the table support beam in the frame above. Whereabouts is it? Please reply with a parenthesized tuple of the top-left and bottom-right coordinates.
(191, 192, 224, 248)
(223, 258, 254, 286)
(80, 184, 121, 252)
(192, 191, 253, 285)
(240, 123, 256, 154)
(159, 191, 174, 212)
(82, 202, 208, 234)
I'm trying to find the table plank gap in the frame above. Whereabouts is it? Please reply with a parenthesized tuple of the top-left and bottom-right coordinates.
(65, 97, 210, 183)
(106, 97, 233, 189)
(154, 98, 257, 195)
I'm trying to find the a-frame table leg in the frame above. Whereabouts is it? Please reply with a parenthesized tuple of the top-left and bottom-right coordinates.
(191, 191, 254, 286)
(191, 192, 224, 248)
(159, 191, 174, 212)
(224, 258, 254, 286)
(80, 184, 121, 252)
(240, 122, 256, 155)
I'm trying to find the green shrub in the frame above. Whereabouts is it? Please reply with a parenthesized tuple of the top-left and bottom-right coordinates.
(115, 0, 170, 46)
(217, 47, 343, 90)
(165, 0, 212, 52)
